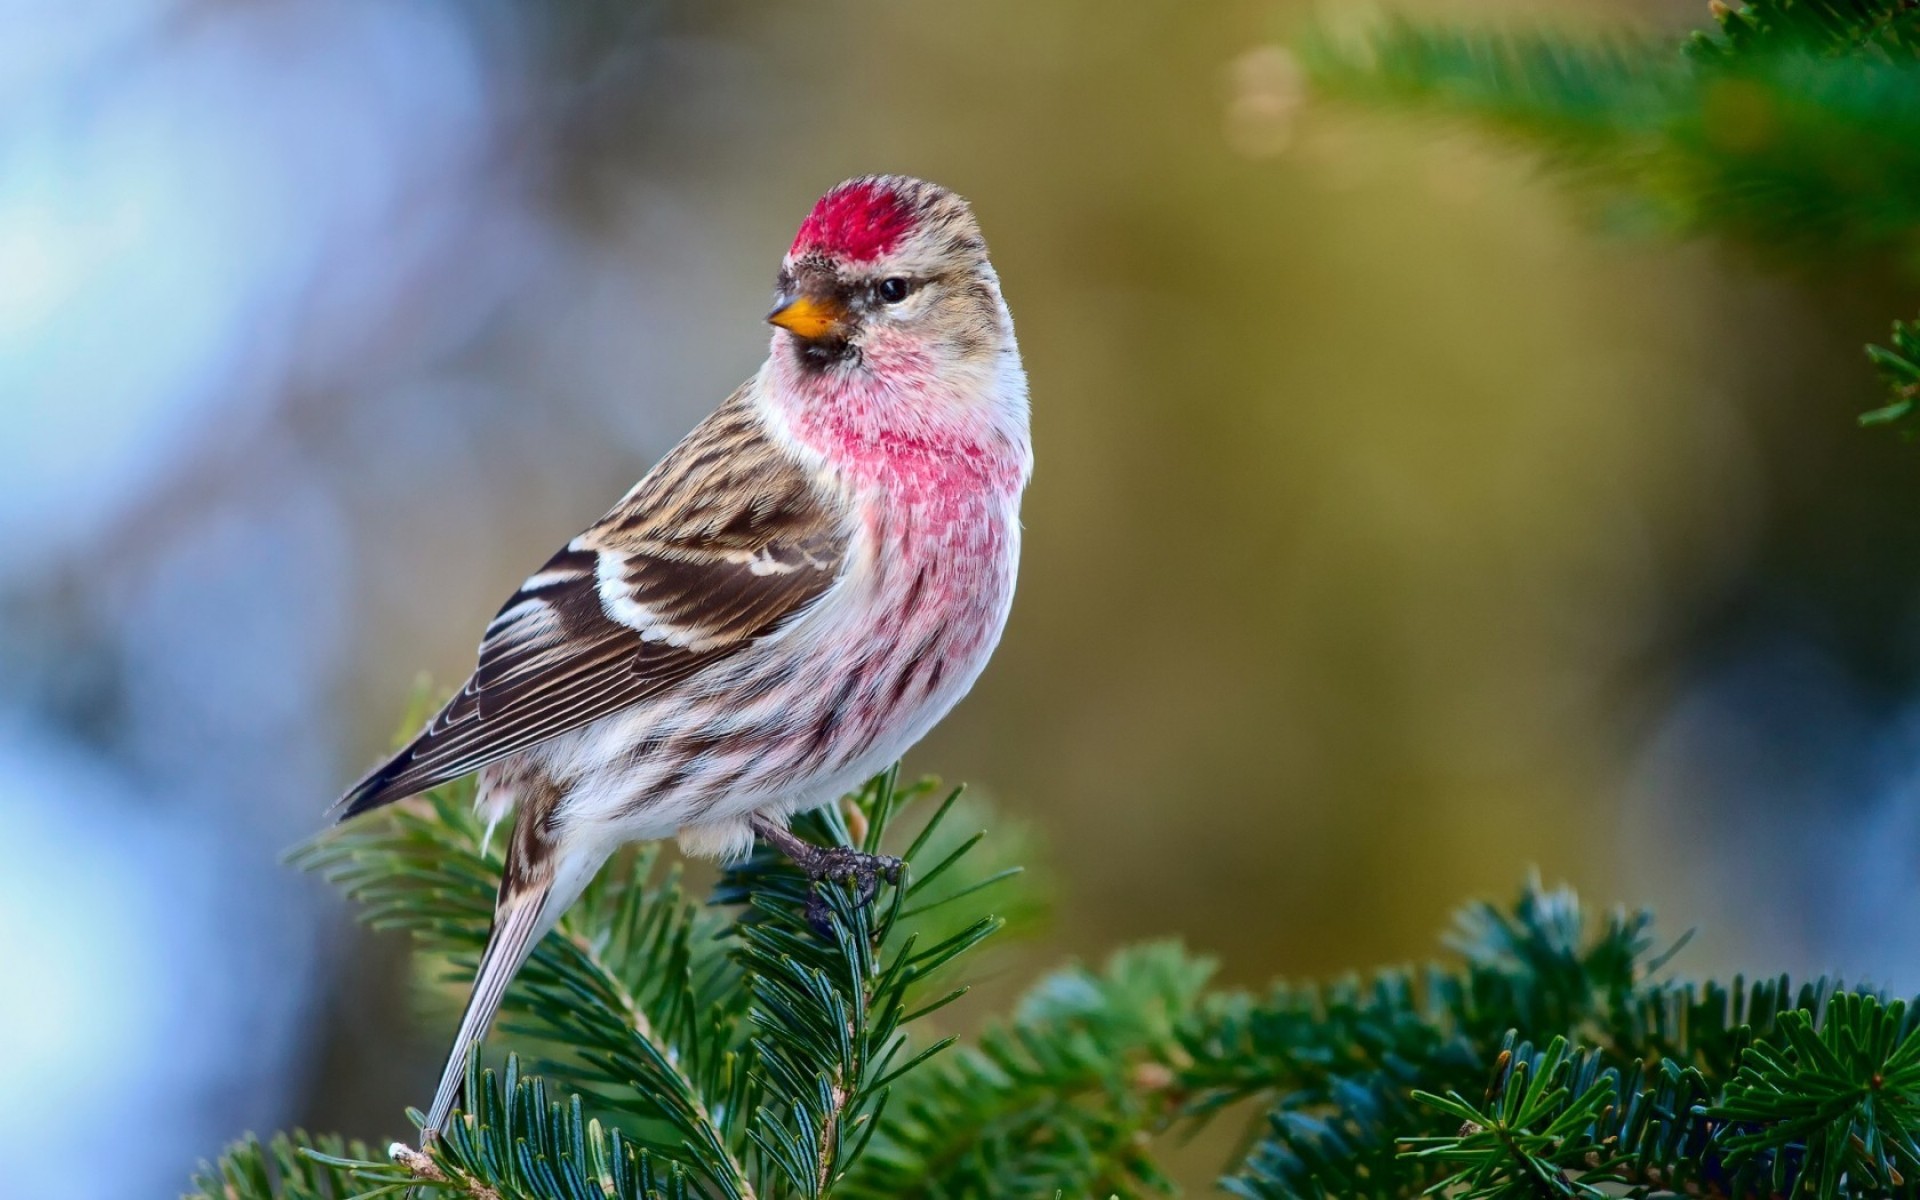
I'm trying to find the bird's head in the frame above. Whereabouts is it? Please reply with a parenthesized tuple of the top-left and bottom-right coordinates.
(768, 176, 1014, 386)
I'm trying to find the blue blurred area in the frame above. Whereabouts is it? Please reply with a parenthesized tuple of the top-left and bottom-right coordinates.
(9, 2, 1920, 1196)
(0, 3, 668, 1193)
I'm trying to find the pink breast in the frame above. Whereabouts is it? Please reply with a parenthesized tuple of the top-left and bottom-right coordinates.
(830, 486, 1014, 761)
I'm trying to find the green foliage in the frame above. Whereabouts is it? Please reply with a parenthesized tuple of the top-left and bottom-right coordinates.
(1863, 316, 1920, 430)
(1298, 0, 1920, 427)
(197, 769, 1920, 1198)
(1715, 994, 1920, 1194)
(1188, 885, 1676, 1198)
(232, 768, 1014, 1200)
(845, 941, 1212, 1198)
(1204, 883, 1920, 1199)
(716, 788, 1001, 1200)
(1401, 1037, 1705, 1199)
(1304, 16, 1920, 260)
(188, 1132, 404, 1200)
(390, 1060, 699, 1200)
(293, 774, 756, 1195)
(1691, 0, 1920, 60)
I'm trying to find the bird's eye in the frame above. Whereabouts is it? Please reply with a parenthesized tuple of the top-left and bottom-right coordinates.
(875, 277, 913, 305)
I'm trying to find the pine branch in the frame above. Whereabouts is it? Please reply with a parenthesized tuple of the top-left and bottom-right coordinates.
(1178, 884, 1649, 1153)
(842, 941, 1212, 1199)
(1222, 1070, 1446, 1200)
(710, 777, 1008, 1198)
(1185, 883, 1652, 1198)
(206, 742, 1920, 1198)
(293, 781, 756, 1196)
(188, 1131, 408, 1200)
(1296, 1, 1920, 429)
(1395, 1006, 1920, 1200)
(1304, 19, 1920, 259)
(1690, 0, 1920, 62)
(248, 1060, 702, 1200)
(1203, 878, 1920, 1198)
(1714, 993, 1920, 1194)
(280, 765, 1013, 1200)
(397, 1058, 698, 1200)
(1862, 316, 1920, 431)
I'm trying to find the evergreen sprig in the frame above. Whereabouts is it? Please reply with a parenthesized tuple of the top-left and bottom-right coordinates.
(299, 1059, 700, 1200)
(1186, 885, 1661, 1198)
(1298, 0, 1920, 428)
(202, 768, 1017, 1200)
(844, 941, 1213, 1198)
(714, 785, 1002, 1199)
(1401, 1036, 1714, 1199)
(1863, 316, 1920, 431)
(194, 781, 1920, 1198)
(1714, 993, 1920, 1194)
(292, 775, 756, 1195)
(1204, 881, 1920, 1198)
(1692, 0, 1920, 61)
(187, 1131, 403, 1200)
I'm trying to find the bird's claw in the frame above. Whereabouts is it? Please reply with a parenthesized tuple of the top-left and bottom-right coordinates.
(800, 846, 902, 937)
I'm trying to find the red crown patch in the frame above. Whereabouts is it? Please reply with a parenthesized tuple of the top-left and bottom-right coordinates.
(791, 180, 915, 263)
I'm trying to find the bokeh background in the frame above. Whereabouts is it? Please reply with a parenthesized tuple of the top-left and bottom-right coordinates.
(8, 1, 1920, 1195)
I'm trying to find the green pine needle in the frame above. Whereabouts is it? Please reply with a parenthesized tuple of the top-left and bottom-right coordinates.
(1299, 0, 1920, 431)
(187, 1131, 406, 1200)
(261, 764, 1021, 1199)
(198, 737, 1920, 1198)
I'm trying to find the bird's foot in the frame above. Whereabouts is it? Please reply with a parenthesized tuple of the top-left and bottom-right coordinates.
(797, 845, 903, 936)
(750, 815, 901, 937)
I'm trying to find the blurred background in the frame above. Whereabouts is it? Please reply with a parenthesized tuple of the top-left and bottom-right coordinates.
(7, 0, 1920, 1195)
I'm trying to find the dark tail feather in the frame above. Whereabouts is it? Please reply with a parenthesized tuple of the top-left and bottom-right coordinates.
(329, 748, 422, 823)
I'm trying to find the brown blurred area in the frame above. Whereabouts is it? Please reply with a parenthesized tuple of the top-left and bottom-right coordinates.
(11, 1, 1920, 1194)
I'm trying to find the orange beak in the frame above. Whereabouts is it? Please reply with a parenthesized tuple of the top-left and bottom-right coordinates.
(767, 292, 849, 341)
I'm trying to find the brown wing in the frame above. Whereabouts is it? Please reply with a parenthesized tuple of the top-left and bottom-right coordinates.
(335, 388, 847, 819)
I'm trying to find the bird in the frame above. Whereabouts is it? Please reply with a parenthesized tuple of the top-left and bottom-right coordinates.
(331, 175, 1032, 1136)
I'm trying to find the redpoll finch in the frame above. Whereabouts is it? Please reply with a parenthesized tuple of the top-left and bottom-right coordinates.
(332, 176, 1031, 1135)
